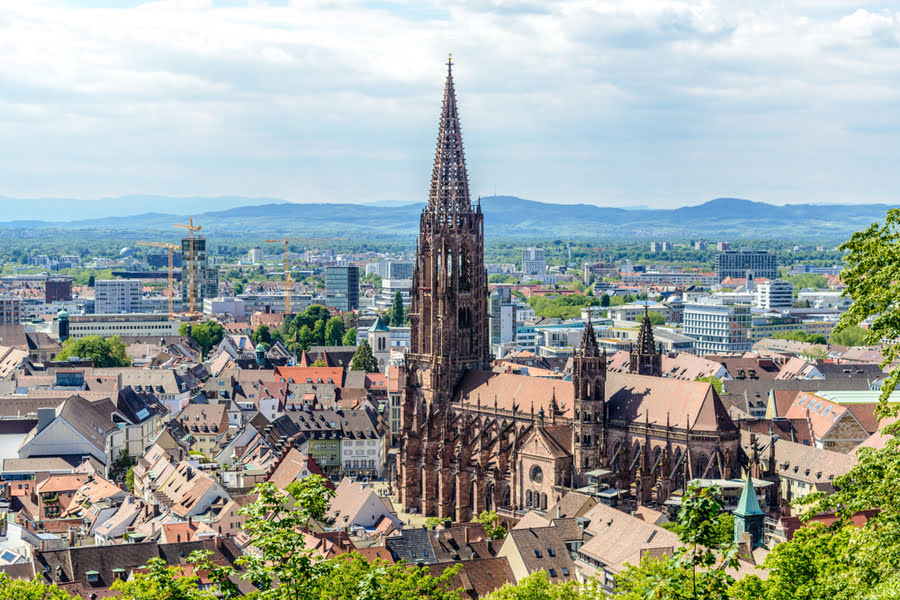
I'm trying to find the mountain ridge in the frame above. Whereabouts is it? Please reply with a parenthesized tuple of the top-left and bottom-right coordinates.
(0, 196, 895, 239)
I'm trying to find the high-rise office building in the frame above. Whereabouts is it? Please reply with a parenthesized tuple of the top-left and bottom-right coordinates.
(716, 249, 777, 280)
(683, 299, 752, 354)
(521, 247, 546, 275)
(326, 266, 359, 312)
(181, 236, 219, 310)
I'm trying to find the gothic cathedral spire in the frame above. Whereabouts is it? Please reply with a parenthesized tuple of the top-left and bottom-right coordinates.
(400, 61, 490, 516)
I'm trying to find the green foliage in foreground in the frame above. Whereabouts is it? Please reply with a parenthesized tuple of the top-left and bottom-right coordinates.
(57, 335, 131, 367)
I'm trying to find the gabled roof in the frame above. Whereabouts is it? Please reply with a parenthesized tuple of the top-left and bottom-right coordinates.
(606, 372, 737, 433)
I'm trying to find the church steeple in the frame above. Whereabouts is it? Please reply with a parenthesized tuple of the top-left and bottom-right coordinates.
(573, 317, 607, 479)
(400, 61, 490, 518)
(630, 305, 662, 377)
(428, 57, 472, 221)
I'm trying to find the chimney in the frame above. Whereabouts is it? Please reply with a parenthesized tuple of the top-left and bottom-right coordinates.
(464, 525, 470, 545)
(68, 527, 76, 547)
(188, 516, 193, 528)
(557, 505, 561, 519)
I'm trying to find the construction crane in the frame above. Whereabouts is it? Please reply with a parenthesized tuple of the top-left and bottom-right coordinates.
(136, 241, 179, 316)
(174, 217, 202, 316)
(265, 237, 347, 315)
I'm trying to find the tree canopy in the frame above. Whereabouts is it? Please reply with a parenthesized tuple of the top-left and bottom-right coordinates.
(56, 335, 130, 367)
(179, 321, 225, 358)
(350, 340, 379, 372)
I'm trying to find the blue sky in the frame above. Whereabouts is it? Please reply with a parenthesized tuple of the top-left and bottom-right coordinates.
(1, 0, 899, 209)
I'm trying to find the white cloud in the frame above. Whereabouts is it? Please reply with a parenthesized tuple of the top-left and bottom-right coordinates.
(0, 0, 898, 207)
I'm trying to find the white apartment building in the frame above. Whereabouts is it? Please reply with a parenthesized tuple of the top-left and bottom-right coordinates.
(521, 247, 547, 275)
(683, 299, 752, 354)
(95, 279, 143, 314)
(755, 280, 794, 310)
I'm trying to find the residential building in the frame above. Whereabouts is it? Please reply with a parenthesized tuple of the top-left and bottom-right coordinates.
(716, 249, 777, 280)
(694, 241, 708, 250)
(326, 266, 359, 312)
(650, 241, 672, 252)
(45, 277, 73, 303)
(717, 242, 731, 251)
(247, 247, 263, 263)
(175, 404, 230, 457)
(607, 302, 670, 323)
(0, 297, 22, 325)
(755, 280, 794, 309)
(325, 478, 401, 530)
(95, 279, 143, 314)
(181, 235, 219, 310)
(521, 247, 546, 275)
(683, 298, 752, 354)
(237, 292, 314, 314)
(497, 525, 578, 584)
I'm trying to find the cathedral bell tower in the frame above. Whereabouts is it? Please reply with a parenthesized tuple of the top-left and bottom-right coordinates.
(399, 59, 490, 513)
(573, 319, 607, 479)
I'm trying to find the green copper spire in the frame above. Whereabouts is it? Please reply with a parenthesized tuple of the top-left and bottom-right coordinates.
(734, 474, 764, 517)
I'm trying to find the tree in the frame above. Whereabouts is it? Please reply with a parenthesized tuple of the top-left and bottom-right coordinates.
(325, 316, 345, 346)
(236, 479, 335, 600)
(56, 335, 131, 367)
(179, 321, 225, 358)
(0, 574, 75, 600)
(313, 320, 327, 346)
(298, 325, 313, 352)
(836, 209, 900, 409)
(828, 325, 868, 347)
(474, 510, 507, 541)
(482, 571, 584, 600)
(111, 557, 216, 600)
(600, 294, 611, 307)
(350, 340, 379, 372)
(233, 281, 244, 295)
(647, 310, 667, 325)
(252, 323, 273, 347)
(695, 375, 724, 395)
(125, 466, 135, 491)
(390, 291, 406, 326)
(316, 554, 463, 600)
(310, 359, 327, 367)
(616, 483, 738, 600)
(88, 274, 95, 287)
(342, 328, 358, 346)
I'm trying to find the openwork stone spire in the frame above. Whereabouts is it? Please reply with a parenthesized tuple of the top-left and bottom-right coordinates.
(580, 317, 600, 357)
(630, 304, 662, 377)
(637, 305, 657, 356)
(428, 58, 472, 221)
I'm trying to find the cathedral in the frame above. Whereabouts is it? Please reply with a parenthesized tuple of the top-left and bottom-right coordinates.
(398, 62, 740, 522)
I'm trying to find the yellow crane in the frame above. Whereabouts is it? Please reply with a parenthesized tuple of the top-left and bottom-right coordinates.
(136, 241, 179, 316)
(265, 237, 347, 315)
(174, 217, 202, 316)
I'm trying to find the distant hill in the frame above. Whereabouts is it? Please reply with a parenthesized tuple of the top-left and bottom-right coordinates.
(0, 195, 895, 240)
